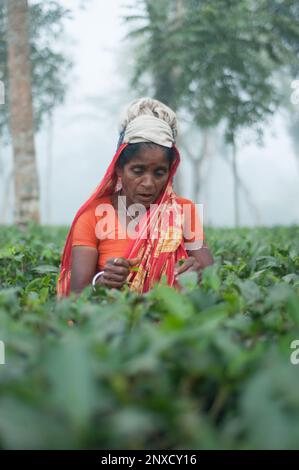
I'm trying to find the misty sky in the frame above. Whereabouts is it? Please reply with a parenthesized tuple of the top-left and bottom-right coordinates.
(3, 0, 299, 227)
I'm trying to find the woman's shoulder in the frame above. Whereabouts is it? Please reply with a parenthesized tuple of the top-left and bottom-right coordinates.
(72, 195, 114, 246)
(89, 195, 113, 207)
(80, 195, 113, 215)
(73, 196, 114, 228)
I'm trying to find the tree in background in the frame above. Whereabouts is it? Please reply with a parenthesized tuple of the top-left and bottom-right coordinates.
(288, 111, 299, 176)
(124, 0, 299, 226)
(285, 77, 299, 178)
(180, 0, 299, 226)
(124, 0, 186, 193)
(0, 0, 72, 224)
(6, 0, 39, 225)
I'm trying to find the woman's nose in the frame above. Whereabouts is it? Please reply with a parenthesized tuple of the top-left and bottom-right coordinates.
(140, 173, 155, 189)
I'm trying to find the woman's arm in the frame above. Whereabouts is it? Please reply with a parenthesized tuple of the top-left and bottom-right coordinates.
(175, 242, 214, 284)
(70, 246, 99, 294)
(70, 247, 141, 294)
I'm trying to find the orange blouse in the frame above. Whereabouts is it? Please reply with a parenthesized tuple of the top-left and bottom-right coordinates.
(72, 195, 205, 270)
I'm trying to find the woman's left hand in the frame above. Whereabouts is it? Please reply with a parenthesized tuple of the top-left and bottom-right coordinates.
(174, 256, 202, 284)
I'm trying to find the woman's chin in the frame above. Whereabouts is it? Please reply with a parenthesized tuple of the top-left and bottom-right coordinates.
(134, 194, 156, 207)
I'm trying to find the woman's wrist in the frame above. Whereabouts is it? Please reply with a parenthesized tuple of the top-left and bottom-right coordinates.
(92, 270, 105, 289)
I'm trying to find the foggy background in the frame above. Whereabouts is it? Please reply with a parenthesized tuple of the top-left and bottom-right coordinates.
(1, 0, 299, 227)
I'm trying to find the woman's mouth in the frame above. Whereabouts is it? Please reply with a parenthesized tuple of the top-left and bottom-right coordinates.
(137, 193, 154, 201)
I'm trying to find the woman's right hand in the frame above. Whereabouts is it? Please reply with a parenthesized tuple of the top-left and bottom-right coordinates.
(97, 257, 140, 289)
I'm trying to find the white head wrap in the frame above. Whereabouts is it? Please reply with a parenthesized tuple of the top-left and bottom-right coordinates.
(123, 115, 174, 148)
(117, 97, 178, 149)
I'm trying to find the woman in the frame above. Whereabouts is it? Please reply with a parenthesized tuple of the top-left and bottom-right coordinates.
(57, 97, 214, 298)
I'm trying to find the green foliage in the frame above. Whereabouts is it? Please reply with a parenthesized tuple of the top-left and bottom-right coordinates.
(123, 0, 185, 110)
(0, 224, 299, 449)
(0, 1, 72, 141)
(124, 0, 299, 142)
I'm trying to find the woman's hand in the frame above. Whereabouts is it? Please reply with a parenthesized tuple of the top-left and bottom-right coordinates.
(174, 244, 214, 286)
(174, 256, 203, 284)
(97, 257, 140, 289)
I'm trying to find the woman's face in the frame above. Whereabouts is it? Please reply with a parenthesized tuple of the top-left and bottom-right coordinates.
(116, 146, 170, 208)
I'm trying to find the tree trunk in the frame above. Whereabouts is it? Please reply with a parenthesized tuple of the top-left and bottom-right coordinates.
(202, 145, 213, 226)
(221, 141, 260, 226)
(181, 128, 210, 202)
(6, 0, 40, 226)
(45, 114, 53, 224)
(231, 137, 240, 227)
(0, 168, 13, 224)
(294, 150, 299, 180)
(194, 128, 209, 202)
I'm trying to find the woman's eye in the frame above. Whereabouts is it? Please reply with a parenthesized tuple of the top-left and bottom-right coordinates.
(132, 168, 143, 175)
(155, 171, 167, 177)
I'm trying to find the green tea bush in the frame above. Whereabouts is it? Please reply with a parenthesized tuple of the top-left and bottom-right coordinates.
(0, 223, 299, 449)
